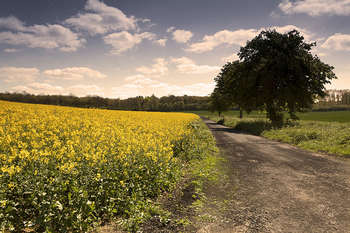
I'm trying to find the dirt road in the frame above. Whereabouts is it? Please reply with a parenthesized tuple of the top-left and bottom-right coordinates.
(200, 119, 350, 233)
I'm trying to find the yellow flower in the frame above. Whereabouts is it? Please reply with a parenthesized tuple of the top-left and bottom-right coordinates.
(0, 100, 199, 198)
(8, 182, 15, 189)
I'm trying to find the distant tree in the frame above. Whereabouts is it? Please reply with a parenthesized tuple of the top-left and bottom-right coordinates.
(230, 29, 337, 126)
(341, 91, 350, 105)
(144, 94, 160, 111)
(214, 61, 257, 118)
(210, 88, 231, 117)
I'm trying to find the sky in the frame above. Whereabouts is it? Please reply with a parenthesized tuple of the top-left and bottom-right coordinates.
(0, 0, 350, 98)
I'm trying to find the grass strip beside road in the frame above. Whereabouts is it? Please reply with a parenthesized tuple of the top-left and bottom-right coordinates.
(134, 120, 224, 233)
(192, 110, 350, 123)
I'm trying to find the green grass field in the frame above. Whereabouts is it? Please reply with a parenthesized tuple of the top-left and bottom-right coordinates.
(194, 110, 350, 157)
(193, 110, 350, 123)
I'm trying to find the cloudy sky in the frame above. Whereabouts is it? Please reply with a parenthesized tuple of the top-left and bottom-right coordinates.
(0, 0, 349, 98)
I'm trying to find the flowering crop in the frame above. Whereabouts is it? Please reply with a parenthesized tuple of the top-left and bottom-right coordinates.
(0, 100, 200, 232)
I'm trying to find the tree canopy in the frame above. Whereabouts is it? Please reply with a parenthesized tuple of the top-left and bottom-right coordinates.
(209, 88, 231, 117)
(213, 29, 337, 126)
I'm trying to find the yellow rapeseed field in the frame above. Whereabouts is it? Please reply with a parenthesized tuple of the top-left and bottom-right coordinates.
(0, 100, 200, 232)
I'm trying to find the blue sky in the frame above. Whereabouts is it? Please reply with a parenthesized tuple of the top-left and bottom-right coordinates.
(0, 0, 349, 98)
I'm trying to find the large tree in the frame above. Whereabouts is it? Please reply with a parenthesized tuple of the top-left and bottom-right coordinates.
(215, 29, 337, 126)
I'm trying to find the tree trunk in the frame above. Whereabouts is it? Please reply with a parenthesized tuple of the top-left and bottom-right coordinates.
(239, 108, 243, 118)
(266, 105, 283, 128)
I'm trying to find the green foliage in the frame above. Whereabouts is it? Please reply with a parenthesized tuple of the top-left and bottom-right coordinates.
(0, 151, 181, 232)
(173, 121, 217, 162)
(0, 92, 211, 112)
(209, 90, 231, 117)
(213, 29, 337, 126)
(213, 61, 255, 113)
(262, 121, 350, 156)
(234, 120, 272, 135)
(138, 121, 222, 233)
(0, 119, 219, 232)
(187, 122, 220, 196)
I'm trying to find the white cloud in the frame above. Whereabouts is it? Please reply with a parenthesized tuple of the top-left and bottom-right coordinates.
(11, 82, 104, 97)
(125, 74, 158, 85)
(112, 76, 214, 99)
(68, 84, 104, 96)
(136, 58, 168, 76)
(167, 26, 175, 33)
(104, 31, 155, 54)
(171, 57, 220, 74)
(186, 29, 258, 53)
(3, 66, 106, 96)
(317, 52, 327, 57)
(0, 66, 107, 84)
(186, 25, 313, 53)
(112, 84, 142, 99)
(176, 82, 215, 96)
(172, 29, 193, 43)
(138, 18, 156, 29)
(321, 33, 350, 51)
(270, 11, 281, 18)
(43, 67, 107, 81)
(0, 16, 85, 52)
(11, 82, 64, 95)
(147, 82, 215, 96)
(133, 78, 158, 85)
(0, 67, 39, 83)
(141, 18, 151, 24)
(124, 74, 147, 81)
(278, 0, 350, 16)
(0, 16, 25, 31)
(222, 54, 239, 63)
(66, 14, 106, 35)
(3, 48, 19, 53)
(65, 0, 137, 35)
(154, 38, 167, 47)
(270, 25, 313, 41)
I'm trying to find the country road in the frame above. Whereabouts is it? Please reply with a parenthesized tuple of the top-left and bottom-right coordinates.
(200, 118, 350, 233)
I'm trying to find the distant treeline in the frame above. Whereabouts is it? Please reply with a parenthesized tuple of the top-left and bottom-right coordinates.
(321, 89, 350, 105)
(0, 92, 210, 111)
(1, 91, 350, 113)
(312, 103, 350, 112)
(314, 90, 350, 111)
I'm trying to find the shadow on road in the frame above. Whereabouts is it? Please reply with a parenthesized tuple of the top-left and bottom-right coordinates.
(205, 122, 255, 135)
(201, 116, 274, 136)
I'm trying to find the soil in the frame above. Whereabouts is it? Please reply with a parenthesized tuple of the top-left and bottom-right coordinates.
(198, 118, 350, 233)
